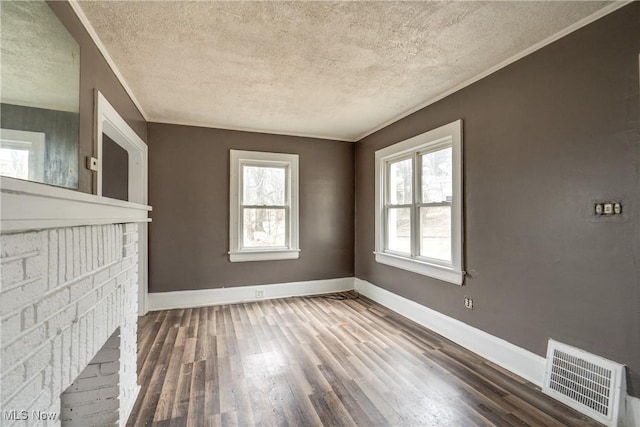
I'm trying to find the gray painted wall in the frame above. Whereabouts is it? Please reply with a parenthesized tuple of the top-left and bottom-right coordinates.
(47, 1, 146, 194)
(355, 4, 640, 396)
(147, 123, 354, 292)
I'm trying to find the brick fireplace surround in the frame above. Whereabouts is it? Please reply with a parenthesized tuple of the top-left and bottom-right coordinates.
(0, 178, 150, 426)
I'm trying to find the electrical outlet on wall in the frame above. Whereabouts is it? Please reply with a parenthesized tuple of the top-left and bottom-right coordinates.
(464, 297, 473, 310)
(255, 289, 264, 299)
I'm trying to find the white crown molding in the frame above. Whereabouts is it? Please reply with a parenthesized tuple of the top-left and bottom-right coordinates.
(147, 277, 354, 311)
(146, 117, 354, 143)
(355, 1, 633, 142)
(67, 0, 148, 121)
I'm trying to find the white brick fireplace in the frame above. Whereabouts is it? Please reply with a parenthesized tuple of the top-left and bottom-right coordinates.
(0, 177, 151, 426)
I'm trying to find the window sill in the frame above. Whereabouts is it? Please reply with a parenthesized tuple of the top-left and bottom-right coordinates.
(374, 251, 464, 285)
(229, 249, 300, 262)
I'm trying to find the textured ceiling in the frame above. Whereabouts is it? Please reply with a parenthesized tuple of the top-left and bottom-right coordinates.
(77, 1, 612, 141)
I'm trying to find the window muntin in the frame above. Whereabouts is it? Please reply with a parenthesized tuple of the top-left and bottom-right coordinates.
(229, 150, 299, 262)
(374, 120, 463, 284)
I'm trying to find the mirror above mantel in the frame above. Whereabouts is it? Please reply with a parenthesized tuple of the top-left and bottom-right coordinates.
(0, 0, 80, 189)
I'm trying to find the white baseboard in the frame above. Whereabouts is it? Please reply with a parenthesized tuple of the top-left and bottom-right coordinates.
(354, 278, 546, 387)
(625, 395, 640, 427)
(147, 277, 354, 311)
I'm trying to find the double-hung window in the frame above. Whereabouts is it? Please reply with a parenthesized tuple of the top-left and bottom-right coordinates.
(229, 150, 299, 262)
(375, 120, 464, 284)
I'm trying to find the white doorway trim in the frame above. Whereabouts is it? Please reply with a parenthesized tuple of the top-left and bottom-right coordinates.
(95, 90, 149, 315)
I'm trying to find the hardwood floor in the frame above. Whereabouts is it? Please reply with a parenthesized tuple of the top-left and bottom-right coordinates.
(127, 292, 601, 426)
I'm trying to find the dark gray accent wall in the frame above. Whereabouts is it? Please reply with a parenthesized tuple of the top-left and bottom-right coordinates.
(101, 134, 129, 201)
(47, 1, 147, 194)
(147, 123, 354, 292)
(1, 103, 79, 188)
(355, 4, 640, 396)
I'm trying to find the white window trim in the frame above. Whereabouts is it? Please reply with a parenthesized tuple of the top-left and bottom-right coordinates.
(0, 128, 46, 182)
(229, 150, 300, 262)
(374, 119, 464, 285)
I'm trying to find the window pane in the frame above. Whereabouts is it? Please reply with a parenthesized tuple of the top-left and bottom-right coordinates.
(243, 208, 286, 247)
(421, 147, 452, 203)
(420, 206, 451, 261)
(243, 166, 285, 205)
(387, 207, 411, 253)
(0, 147, 29, 179)
(389, 158, 412, 205)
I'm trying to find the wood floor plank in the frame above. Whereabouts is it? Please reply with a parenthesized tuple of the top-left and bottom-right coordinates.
(129, 293, 603, 427)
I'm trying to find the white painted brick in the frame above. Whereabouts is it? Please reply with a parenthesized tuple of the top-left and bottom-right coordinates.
(78, 315, 87, 372)
(69, 277, 93, 302)
(36, 287, 70, 322)
(85, 226, 92, 274)
(123, 231, 138, 245)
(61, 328, 71, 387)
(27, 389, 53, 423)
(65, 229, 73, 282)
(97, 227, 104, 266)
(24, 343, 50, 379)
(116, 225, 123, 261)
(116, 273, 129, 287)
(51, 334, 62, 397)
(93, 267, 110, 287)
(21, 304, 36, 330)
(47, 230, 58, 291)
(124, 244, 137, 258)
(57, 229, 66, 287)
(1, 231, 42, 258)
(101, 279, 117, 300)
(109, 262, 122, 277)
(1, 259, 24, 288)
(86, 310, 94, 364)
(76, 292, 98, 318)
(120, 256, 133, 270)
(79, 227, 86, 276)
(70, 322, 79, 382)
(2, 224, 140, 427)
(1, 363, 25, 402)
(2, 371, 42, 413)
(1, 279, 46, 317)
(2, 323, 46, 374)
(1, 311, 20, 339)
(72, 228, 81, 278)
(25, 253, 45, 280)
(47, 305, 77, 337)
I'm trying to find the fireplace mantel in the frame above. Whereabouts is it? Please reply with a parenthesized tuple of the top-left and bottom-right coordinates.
(0, 176, 151, 233)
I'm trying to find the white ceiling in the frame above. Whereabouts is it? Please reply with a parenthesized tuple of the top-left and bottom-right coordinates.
(76, 1, 616, 141)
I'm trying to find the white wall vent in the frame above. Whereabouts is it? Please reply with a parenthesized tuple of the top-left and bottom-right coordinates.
(543, 339, 626, 426)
